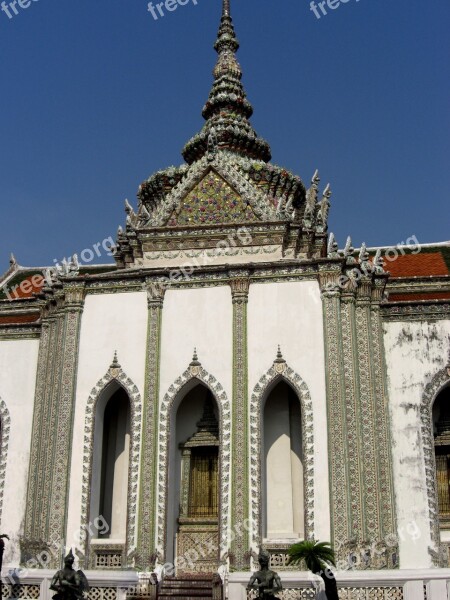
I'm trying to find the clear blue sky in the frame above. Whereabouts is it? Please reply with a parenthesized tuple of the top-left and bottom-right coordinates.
(1, 0, 449, 270)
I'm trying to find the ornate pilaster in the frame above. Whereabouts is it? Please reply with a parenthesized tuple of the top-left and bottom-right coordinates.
(49, 283, 85, 555)
(355, 277, 380, 541)
(179, 449, 192, 518)
(318, 265, 350, 549)
(340, 287, 364, 540)
(319, 257, 398, 569)
(22, 281, 85, 567)
(229, 272, 250, 570)
(22, 309, 55, 560)
(136, 280, 166, 569)
(369, 277, 397, 543)
(32, 299, 64, 540)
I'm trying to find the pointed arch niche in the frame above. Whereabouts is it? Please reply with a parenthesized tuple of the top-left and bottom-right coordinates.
(81, 355, 142, 565)
(249, 351, 314, 549)
(91, 383, 131, 538)
(421, 363, 450, 562)
(433, 384, 450, 525)
(157, 355, 231, 569)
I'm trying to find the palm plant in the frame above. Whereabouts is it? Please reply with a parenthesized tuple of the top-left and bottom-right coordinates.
(287, 540, 339, 600)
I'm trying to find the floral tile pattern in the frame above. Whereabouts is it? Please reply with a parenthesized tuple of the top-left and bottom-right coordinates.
(168, 172, 258, 226)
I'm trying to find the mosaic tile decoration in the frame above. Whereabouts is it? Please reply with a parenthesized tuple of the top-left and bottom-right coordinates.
(168, 171, 258, 226)
(0, 397, 11, 526)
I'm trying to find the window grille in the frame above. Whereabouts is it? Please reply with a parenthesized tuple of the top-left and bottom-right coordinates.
(435, 450, 450, 518)
(188, 447, 219, 518)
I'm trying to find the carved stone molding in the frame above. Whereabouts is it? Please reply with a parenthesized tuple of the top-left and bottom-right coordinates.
(156, 361, 231, 562)
(249, 353, 315, 550)
(0, 397, 11, 525)
(0, 326, 41, 340)
(81, 357, 142, 567)
(420, 364, 450, 565)
(382, 302, 450, 322)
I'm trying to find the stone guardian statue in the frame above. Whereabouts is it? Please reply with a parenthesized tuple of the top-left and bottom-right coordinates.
(247, 549, 282, 600)
(50, 549, 89, 600)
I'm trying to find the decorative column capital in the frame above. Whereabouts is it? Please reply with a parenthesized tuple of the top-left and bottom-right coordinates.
(63, 281, 86, 310)
(355, 278, 372, 305)
(229, 271, 250, 304)
(318, 265, 343, 298)
(371, 276, 388, 305)
(145, 280, 166, 308)
(340, 290, 356, 304)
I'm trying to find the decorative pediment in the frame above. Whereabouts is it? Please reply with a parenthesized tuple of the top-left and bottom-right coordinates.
(167, 169, 258, 226)
(141, 154, 278, 228)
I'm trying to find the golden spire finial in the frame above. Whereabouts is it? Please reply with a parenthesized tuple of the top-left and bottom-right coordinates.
(181, 0, 271, 164)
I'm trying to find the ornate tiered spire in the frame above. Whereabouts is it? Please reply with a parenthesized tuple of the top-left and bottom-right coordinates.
(182, 0, 271, 164)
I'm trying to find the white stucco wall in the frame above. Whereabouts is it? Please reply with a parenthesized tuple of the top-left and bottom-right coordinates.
(159, 286, 233, 559)
(384, 319, 450, 569)
(247, 280, 330, 542)
(0, 338, 39, 565)
(66, 291, 148, 549)
(159, 286, 233, 400)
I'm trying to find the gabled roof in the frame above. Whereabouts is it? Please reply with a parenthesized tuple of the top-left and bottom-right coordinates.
(369, 242, 450, 303)
(382, 247, 450, 278)
(0, 261, 116, 302)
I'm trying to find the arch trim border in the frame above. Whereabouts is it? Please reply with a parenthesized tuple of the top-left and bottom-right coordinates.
(80, 356, 142, 562)
(156, 360, 231, 561)
(249, 353, 315, 549)
(420, 363, 450, 563)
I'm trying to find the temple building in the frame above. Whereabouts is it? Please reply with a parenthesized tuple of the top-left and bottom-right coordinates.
(0, 1, 450, 598)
